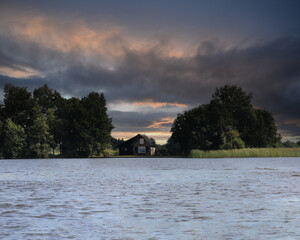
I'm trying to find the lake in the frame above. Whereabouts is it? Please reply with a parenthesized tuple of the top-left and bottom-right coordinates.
(0, 158, 299, 239)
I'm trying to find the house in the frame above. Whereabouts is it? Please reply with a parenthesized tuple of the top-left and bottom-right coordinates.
(118, 134, 156, 156)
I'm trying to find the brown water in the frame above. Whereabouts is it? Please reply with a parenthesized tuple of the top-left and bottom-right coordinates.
(0, 158, 299, 239)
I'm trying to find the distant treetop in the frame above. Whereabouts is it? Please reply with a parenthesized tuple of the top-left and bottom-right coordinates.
(169, 85, 280, 154)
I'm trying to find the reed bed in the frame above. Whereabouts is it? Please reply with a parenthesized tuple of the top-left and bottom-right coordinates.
(189, 148, 300, 158)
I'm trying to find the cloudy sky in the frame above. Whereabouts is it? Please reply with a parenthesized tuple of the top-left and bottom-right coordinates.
(0, 0, 300, 143)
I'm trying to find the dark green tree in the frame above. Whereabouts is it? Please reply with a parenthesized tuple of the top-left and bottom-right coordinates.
(170, 85, 279, 154)
(282, 140, 298, 148)
(170, 103, 230, 153)
(155, 144, 169, 156)
(222, 129, 245, 149)
(4, 84, 36, 129)
(0, 119, 4, 158)
(2, 118, 26, 158)
(33, 84, 63, 153)
(111, 137, 124, 150)
(166, 135, 182, 155)
(251, 109, 280, 147)
(1, 83, 113, 158)
(212, 85, 256, 147)
(56, 92, 113, 157)
(33, 84, 62, 113)
(170, 106, 209, 154)
(26, 113, 53, 158)
(0, 104, 4, 122)
(81, 92, 114, 156)
(46, 108, 61, 154)
(56, 97, 82, 156)
(170, 112, 192, 154)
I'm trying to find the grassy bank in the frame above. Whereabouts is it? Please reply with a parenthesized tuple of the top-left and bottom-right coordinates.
(103, 149, 119, 157)
(189, 148, 300, 158)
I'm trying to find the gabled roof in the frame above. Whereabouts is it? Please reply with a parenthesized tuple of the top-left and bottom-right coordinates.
(118, 134, 155, 147)
(139, 134, 154, 146)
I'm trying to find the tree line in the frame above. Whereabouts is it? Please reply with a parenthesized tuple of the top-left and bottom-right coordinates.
(0, 84, 113, 158)
(166, 85, 282, 155)
(1, 83, 298, 158)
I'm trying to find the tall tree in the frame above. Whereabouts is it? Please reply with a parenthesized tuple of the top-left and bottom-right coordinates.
(46, 108, 61, 154)
(166, 136, 181, 155)
(0, 105, 4, 157)
(2, 118, 26, 159)
(4, 84, 36, 129)
(0, 104, 4, 122)
(212, 85, 256, 146)
(170, 85, 279, 154)
(56, 97, 82, 156)
(33, 84, 62, 113)
(0, 119, 4, 158)
(26, 113, 53, 158)
(171, 105, 211, 154)
(251, 109, 280, 147)
(81, 92, 114, 156)
(1, 83, 113, 158)
(33, 85, 63, 153)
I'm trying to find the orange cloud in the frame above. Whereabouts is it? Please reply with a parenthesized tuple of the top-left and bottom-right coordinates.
(108, 100, 188, 112)
(111, 131, 171, 144)
(1, 13, 194, 67)
(146, 117, 175, 129)
(8, 15, 124, 61)
(0, 66, 43, 78)
(131, 99, 187, 108)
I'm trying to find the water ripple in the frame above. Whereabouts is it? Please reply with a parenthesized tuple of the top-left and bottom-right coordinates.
(0, 157, 299, 239)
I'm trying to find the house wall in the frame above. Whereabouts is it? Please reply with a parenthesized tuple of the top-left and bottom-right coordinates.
(119, 145, 133, 155)
(119, 135, 156, 156)
(133, 138, 145, 155)
(150, 147, 156, 156)
(132, 137, 153, 155)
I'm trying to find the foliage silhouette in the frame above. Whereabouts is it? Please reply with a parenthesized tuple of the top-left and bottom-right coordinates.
(170, 85, 280, 154)
(0, 83, 113, 158)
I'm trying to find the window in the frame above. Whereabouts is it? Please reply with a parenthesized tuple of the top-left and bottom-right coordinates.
(139, 138, 144, 144)
(138, 146, 146, 153)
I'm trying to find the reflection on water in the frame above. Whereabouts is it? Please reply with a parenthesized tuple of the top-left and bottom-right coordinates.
(0, 158, 299, 239)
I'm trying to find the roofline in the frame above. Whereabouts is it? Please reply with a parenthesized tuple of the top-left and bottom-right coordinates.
(118, 134, 155, 147)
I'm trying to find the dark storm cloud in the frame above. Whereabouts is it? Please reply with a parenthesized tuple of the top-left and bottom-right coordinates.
(109, 111, 173, 132)
(65, 36, 300, 117)
(0, 34, 67, 72)
(1, 28, 300, 137)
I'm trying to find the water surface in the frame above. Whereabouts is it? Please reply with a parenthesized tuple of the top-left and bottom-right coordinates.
(0, 158, 299, 239)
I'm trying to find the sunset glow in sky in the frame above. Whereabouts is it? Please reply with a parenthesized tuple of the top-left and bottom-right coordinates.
(1, 0, 300, 143)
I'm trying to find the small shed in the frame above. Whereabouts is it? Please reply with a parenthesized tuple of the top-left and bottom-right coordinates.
(118, 134, 155, 156)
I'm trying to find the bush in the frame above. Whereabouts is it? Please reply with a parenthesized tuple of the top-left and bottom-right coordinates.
(156, 145, 169, 156)
(223, 130, 245, 150)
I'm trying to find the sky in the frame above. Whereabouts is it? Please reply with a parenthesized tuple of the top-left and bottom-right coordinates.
(0, 0, 300, 144)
